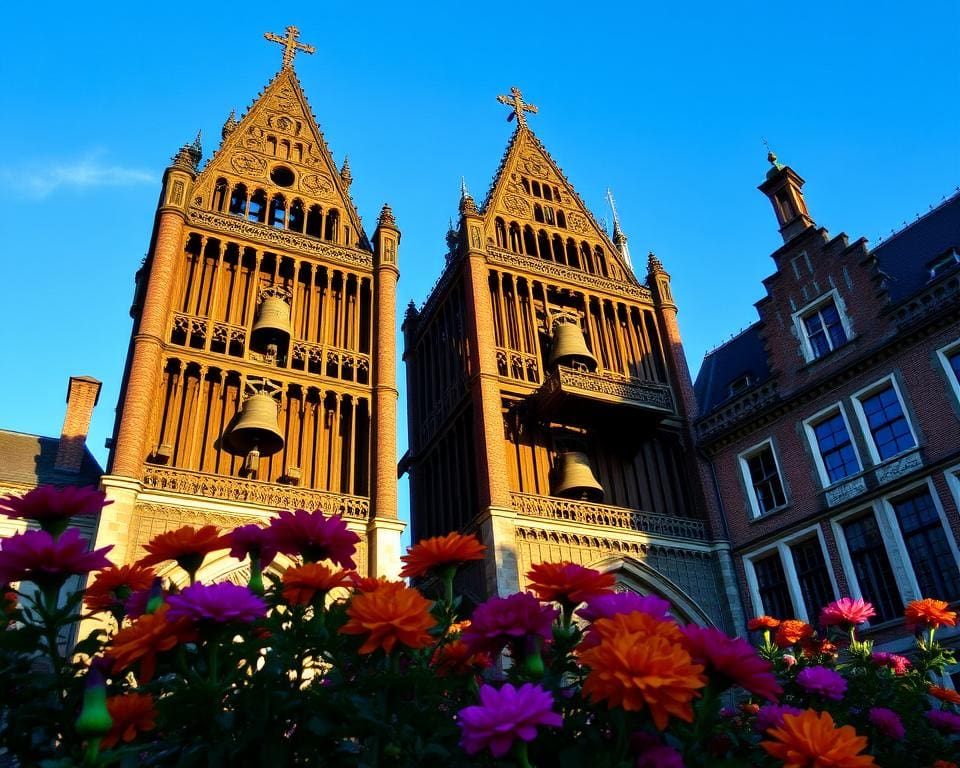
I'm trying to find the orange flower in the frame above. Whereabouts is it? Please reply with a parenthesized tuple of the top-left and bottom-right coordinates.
(748, 615, 781, 631)
(282, 563, 353, 605)
(801, 637, 837, 658)
(905, 598, 958, 630)
(349, 573, 402, 593)
(100, 693, 157, 750)
(526, 561, 616, 607)
(933, 761, 958, 768)
(138, 525, 225, 573)
(761, 710, 875, 767)
(930, 685, 960, 705)
(107, 605, 196, 682)
(775, 619, 814, 647)
(399, 533, 486, 578)
(339, 581, 437, 654)
(580, 612, 705, 730)
(431, 639, 493, 676)
(84, 563, 156, 613)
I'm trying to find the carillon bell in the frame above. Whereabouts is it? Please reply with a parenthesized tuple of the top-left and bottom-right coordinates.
(548, 320, 597, 372)
(250, 295, 292, 353)
(224, 392, 285, 457)
(552, 451, 604, 502)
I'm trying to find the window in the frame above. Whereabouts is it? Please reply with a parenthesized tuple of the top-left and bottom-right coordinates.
(752, 553, 793, 618)
(890, 490, 960, 602)
(729, 373, 752, 397)
(805, 407, 861, 486)
(745, 530, 837, 622)
(739, 441, 787, 517)
(840, 513, 903, 623)
(928, 248, 960, 280)
(854, 379, 916, 462)
(801, 298, 848, 360)
(938, 339, 960, 404)
(791, 538, 836, 622)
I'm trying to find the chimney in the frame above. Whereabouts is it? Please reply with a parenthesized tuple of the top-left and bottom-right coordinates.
(54, 376, 102, 474)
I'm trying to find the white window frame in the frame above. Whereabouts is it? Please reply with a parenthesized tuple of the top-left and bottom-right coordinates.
(946, 463, 960, 512)
(937, 338, 960, 405)
(743, 525, 839, 623)
(792, 289, 854, 363)
(738, 438, 789, 519)
(850, 374, 918, 465)
(802, 402, 863, 489)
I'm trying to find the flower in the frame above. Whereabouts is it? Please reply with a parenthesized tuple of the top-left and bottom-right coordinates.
(0, 485, 111, 535)
(224, 524, 278, 567)
(580, 612, 706, 730)
(457, 683, 562, 758)
(462, 592, 558, 656)
(681, 625, 781, 701)
(930, 685, 960, 705)
(339, 581, 436, 654)
(0, 528, 112, 590)
(926, 709, 960, 733)
(124, 579, 167, 619)
(138, 525, 225, 576)
(166, 582, 266, 626)
(108, 605, 196, 682)
(525, 561, 615, 607)
(268, 509, 360, 568)
(101, 693, 157, 750)
(797, 666, 847, 701)
(782, 653, 797, 668)
(432, 639, 493, 677)
(801, 637, 837, 658)
(762, 710, 875, 766)
(871, 651, 910, 675)
(755, 703, 804, 733)
(399, 532, 486, 578)
(868, 707, 904, 740)
(905, 598, 958, 630)
(281, 563, 353, 605)
(774, 619, 814, 647)
(933, 762, 958, 768)
(819, 597, 875, 628)
(577, 591, 672, 623)
(349, 573, 401, 592)
(632, 733, 685, 768)
(748, 615, 781, 631)
(84, 563, 156, 614)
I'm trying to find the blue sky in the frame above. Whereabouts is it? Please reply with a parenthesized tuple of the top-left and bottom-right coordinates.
(1, 4, 957, 531)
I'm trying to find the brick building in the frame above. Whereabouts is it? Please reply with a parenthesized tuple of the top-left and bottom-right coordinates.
(694, 154, 960, 648)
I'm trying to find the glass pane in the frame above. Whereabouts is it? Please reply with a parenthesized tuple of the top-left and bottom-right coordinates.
(892, 492, 960, 601)
(843, 514, 902, 622)
(753, 553, 793, 618)
(791, 538, 835, 621)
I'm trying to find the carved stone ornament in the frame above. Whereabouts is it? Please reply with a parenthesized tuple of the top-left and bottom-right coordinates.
(566, 212, 590, 233)
(521, 155, 550, 179)
(301, 173, 335, 197)
(502, 194, 529, 217)
(231, 152, 267, 176)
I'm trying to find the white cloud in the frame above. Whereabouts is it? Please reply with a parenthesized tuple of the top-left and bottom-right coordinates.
(1, 153, 154, 199)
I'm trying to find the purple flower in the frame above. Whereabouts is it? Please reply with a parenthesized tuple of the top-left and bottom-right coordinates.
(268, 509, 359, 568)
(166, 582, 266, 625)
(926, 709, 960, 733)
(577, 591, 672, 624)
(869, 707, 905, 740)
(224, 524, 278, 567)
(755, 704, 804, 733)
(0, 528, 112, 589)
(0, 485, 111, 535)
(681, 624, 782, 701)
(796, 665, 847, 701)
(457, 683, 562, 757)
(632, 732, 685, 768)
(462, 593, 558, 656)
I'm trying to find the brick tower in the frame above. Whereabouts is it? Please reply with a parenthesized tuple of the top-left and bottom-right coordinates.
(95, 27, 404, 581)
(402, 88, 742, 629)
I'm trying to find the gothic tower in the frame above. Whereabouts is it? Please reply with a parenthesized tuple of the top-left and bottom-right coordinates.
(402, 89, 741, 630)
(95, 28, 404, 580)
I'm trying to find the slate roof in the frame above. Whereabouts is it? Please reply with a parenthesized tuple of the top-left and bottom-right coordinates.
(693, 323, 771, 417)
(0, 430, 103, 488)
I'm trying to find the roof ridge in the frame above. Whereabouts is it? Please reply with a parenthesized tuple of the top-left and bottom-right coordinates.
(702, 320, 764, 359)
(873, 188, 960, 250)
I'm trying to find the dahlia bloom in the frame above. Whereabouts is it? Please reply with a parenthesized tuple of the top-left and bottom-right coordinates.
(797, 666, 847, 701)
(224, 524, 278, 567)
(871, 651, 911, 675)
(681, 624, 781, 701)
(431, 639, 492, 677)
(101, 693, 158, 750)
(748, 615, 781, 631)
(281, 563, 353, 605)
(0, 485, 111, 535)
(339, 581, 436, 654)
(929, 685, 960, 705)
(774, 619, 814, 647)
(84, 563, 156, 614)
(755, 703, 804, 733)
(462, 592, 558, 656)
(349, 573, 401, 593)
(457, 683, 562, 758)
(138, 525, 225, 577)
(0, 528, 112, 590)
(525, 561, 615, 608)
(108, 605, 196, 682)
(926, 709, 960, 734)
(632, 733, 685, 768)
(762, 710, 875, 767)
(868, 707, 905, 740)
(399, 532, 485, 578)
(268, 509, 360, 568)
(905, 598, 958, 630)
(577, 591, 672, 624)
(166, 582, 266, 626)
(819, 597, 875, 628)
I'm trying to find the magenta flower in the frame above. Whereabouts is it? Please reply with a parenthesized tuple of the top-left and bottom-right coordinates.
(819, 597, 876, 628)
(0, 485, 111, 536)
(224, 524, 278, 567)
(926, 709, 960, 734)
(457, 683, 562, 757)
(268, 509, 359, 568)
(681, 625, 782, 701)
(0, 528, 112, 589)
(166, 582, 266, 625)
(871, 651, 911, 675)
(632, 732, 685, 768)
(755, 703, 804, 733)
(796, 665, 847, 701)
(462, 592, 558, 656)
(577, 591, 671, 623)
(869, 707, 905, 740)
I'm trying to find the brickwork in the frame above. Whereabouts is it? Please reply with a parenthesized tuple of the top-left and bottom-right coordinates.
(53, 377, 102, 474)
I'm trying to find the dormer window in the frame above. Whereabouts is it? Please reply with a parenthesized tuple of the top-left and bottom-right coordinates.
(793, 290, 852, 362)
(928, 248, 960, 280)
(729, 373, 752, 397)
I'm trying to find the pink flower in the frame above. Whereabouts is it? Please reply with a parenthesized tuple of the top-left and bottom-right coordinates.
(755, 704, 804, 733)
(462, 592, 558, 656)
(819, 597, 876, 628)
(578, 592, 672, 649)
(632, 733, 685, 768)
(869, 707, 905, 740)
(268, 509, 360, 568)
(166, 582, 266, 626)
(224, 524, 277, 567)
(782, 653, 797, 668)
(926, 709, 960, 733)
(0, 485, 111, 536)
(681, 625, 781, 701)
(872, 651, 911, 675)
(796, 665, 847, 701)
(457, 683, 562, 757)
(0, 528, 112, 589)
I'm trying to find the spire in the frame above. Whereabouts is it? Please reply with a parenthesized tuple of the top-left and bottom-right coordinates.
(264, 25, 315, 70)
(190, 131, 203, 164)
(496, 86, 539, 129)
(340, 155, 352, 188)
(446, 217, 458, 251)
(377, 203, 397, 229)
(647, 252, 665, 275)
(459, 177, 478, 215)
(606, 188, 633, 270)
(171, 133, 201, 173)
(222, 109, 238, 140)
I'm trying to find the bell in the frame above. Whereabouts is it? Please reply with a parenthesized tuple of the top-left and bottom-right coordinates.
(250, 295, 292, 352)
(548, 321, 597, 372)
(552, 451, 604, 502)
(224, 392, 285, 457)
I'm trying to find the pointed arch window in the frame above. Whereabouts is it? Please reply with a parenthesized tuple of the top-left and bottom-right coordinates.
(212, 178, 228, 213)
(495, 218, 507, 248)
(306, 205, 323, 238)
(248, 190, 267, 223)
(542, 186, 553, 201)
(268, 195, 286, 229)
(552, 234, 565, 264)
(557, 210, 567, 229)
(566, 238, 579, 268)
(509, 222, 523, 253)
(229, 183, 247, 217)
(521, 177, 531, 194)
(288, 199, 305, 233)
(325, 209, 340, 242)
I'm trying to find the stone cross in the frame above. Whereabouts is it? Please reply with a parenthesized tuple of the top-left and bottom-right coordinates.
(264, 26, 316, 70)
(497, 86, 538, 128)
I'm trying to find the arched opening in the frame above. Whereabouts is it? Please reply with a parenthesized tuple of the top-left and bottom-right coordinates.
(581, 242, 593, 274)
(531, 181, 542, 198)
(325, 209, 340, 242)
(537, 229, 551, 261)
(523, 225, 538, 257)
(228, 183, 247, 217)
(566, 238, 580, 269)
(495, 217, 507, 248)
(521, 177, 530, 194)
(212, 178, 228, 213)
(557, 210, 567, 228)
(595, 245, 608, 277)
(247, 190, 267, 223)
(288, 199, 305, 233)
(552, 234, 565, 264)
(266, 136, 277, 156)
(509, 222, 523, 253)
(268, 194, 286, 229)
(543, 185, 553, 202)
(280, 140, 291, 160)
(306, 205, 323, 238)
(534, 203, 544, 223)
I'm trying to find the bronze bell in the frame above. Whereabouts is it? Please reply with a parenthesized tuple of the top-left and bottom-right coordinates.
(548, 320, 597, 372)
(552, 451, 604, 502)
(225, 392, 285, 457)
(250, 295, 292, 352)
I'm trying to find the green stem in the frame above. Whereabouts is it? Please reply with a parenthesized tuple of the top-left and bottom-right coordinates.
(208, 641, 220, 685)
(513, 740, 533, 768)
(82, 738, 102, 766)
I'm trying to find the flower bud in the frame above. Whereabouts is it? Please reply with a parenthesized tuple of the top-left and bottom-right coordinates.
(75, 667, 112, 738)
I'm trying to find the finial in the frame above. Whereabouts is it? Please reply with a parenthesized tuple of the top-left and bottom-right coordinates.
(405, 300, 419, 320)
(647, 251, 665, 274)
(606, 188, 627, 240)
(189, 131, 203, 165)
(171, 133, 201, 173)
(496, 86, 539, 129)
(378, 203, 397, 228)
(340, 156, 352, 188)
(222, 109, 238, 140)
(446, 217, 459, 251)
(264, 25, 316, 70)
(762, 137, 784, 171)
(459, 177, 477, 215)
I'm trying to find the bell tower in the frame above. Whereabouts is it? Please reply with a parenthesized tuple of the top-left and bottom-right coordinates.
(96, 27, 403, 580)
(402, 88, 739, 631)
